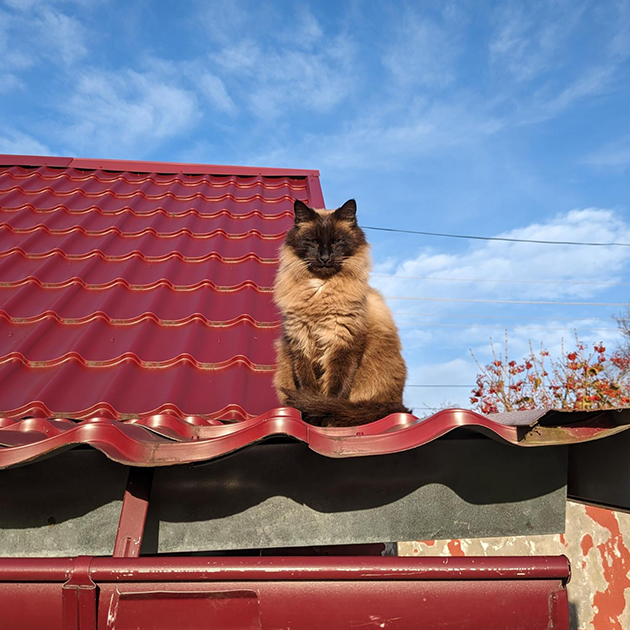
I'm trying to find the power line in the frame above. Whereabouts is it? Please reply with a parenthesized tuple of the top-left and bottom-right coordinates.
(386, 296, 629, 306)
(392, 311, 613, 322)
(363, 225, 630, 247)
(397, 322, 618, 332)
(407, 384, 472, 388)
(373, 273, 630, 287)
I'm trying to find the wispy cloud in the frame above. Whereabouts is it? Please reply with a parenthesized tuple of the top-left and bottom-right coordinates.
(1, 2, 88, 70)
(197, 72, 236, 114)
(58, 69, 201, 156)
(0, 128, 51, 154)
(377, 207, 630, 410)
(382, 5, 463, 90)
(489, 1, 584, 83)
(34, 6, 87, 65)
(194, 2, 358, 119)
(210, 35, 357, 119)
(373, 208, 630, 302)
(490, 1, 630, 125)
(583, 136, 630, 171)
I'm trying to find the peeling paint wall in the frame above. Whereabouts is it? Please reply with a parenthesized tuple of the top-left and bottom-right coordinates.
(398, 501, 630, 630)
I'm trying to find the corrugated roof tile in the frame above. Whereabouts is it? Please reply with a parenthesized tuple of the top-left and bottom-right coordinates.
(0, 157, 305, 429)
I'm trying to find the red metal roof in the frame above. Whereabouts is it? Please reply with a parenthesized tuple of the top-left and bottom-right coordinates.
(0, 155, 323, 423)
(1, 154, 629, 469)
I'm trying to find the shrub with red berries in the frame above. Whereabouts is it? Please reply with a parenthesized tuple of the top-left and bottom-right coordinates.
(470, 333, 630, 415)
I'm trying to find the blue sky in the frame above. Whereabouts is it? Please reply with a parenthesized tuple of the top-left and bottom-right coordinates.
(1, 0, 629, 412)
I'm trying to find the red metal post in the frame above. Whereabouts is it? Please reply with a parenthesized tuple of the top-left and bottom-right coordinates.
(113, 467, 154, 558)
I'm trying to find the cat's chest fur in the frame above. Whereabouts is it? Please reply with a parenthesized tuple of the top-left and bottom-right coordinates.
(277, 273, 367, 360)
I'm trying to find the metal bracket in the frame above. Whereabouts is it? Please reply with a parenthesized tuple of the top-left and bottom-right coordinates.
(113, 467, 154, 558)
(62, 556, 96, 630)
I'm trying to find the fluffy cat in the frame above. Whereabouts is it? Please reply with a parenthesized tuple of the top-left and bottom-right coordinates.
(273, 198, 410, 427)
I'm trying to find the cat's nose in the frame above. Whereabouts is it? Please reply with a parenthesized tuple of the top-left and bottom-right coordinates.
(319, 248, 331, 262)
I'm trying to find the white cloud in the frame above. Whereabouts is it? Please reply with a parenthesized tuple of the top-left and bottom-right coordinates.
(376, 207, 630, 411)
(583, 137, 630, 171)
(489, 1, 630, 125)
(520, 64, 619, 125)
(197, 72, 236, 113)
(405, 358, 475, 413)
(59, 69, 201, 156)
(248, 96, 505, 171)
(0, 128, 51, 154)
(1, 3, 88, 70)
(372, 208, 630, 302)
(292, 5, 323, 47)
(0, 9, 36, 78)
(404, 316, 625, 412)
(0, 73, 23, 93)
(35, 6, 87, 65)
(199, 4, 355, 120)
(211, 35, 357, 119)
(488, 1, 583, 83)
(382, 6, 463, 90)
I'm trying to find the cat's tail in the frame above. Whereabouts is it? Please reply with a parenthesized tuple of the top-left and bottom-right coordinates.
(282, 390, 412, 427)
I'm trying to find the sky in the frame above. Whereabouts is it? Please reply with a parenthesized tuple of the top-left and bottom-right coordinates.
(1, 0, 629, 413)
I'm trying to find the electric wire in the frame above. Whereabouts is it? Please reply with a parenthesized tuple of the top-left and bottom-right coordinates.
(391, 311, 613, 322)
(372, 273, 630, 287)
(396, 322, 618, 332)
(363, 225, 630, 247)
(386, 296, 629, 306)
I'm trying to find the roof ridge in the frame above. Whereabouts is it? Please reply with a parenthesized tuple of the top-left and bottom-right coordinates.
(0, 154, 321, 178)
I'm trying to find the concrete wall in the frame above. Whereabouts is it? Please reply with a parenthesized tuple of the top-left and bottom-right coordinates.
(398, 501, 630, 630)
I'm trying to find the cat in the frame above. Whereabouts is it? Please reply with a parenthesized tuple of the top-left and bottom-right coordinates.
(273, 198, 410, 427)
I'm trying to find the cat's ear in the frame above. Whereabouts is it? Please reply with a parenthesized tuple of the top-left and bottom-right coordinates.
(334, 199, 357, 224)
(293, 199, 316, 225)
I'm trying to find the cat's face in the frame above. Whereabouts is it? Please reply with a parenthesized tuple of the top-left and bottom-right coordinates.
(285, 199, 367, 278)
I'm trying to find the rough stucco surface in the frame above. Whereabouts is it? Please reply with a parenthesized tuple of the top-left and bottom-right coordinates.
(399, 501, 630, 630)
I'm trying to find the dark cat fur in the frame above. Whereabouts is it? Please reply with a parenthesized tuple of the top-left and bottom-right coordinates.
(273, 199, 410, 427)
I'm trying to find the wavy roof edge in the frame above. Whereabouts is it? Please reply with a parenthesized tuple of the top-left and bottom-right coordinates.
(1, 407, 629, 470)
(0, 154, 324, 182)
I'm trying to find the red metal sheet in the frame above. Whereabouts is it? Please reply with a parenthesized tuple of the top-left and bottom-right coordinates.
(0, 405, 627, 469)
(0, 158, 309, 429)
(0, 283, 278, 321)
(0, 556, 571, 630)
(0, 251, 279, 287)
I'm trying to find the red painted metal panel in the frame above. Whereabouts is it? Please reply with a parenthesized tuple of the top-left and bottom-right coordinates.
(0, 158, 306, 435)
(0, 584, 64, 630)
(0, 557, 570, 630)
(96, 581, 569, 630)
(105, 589, 262, 630)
